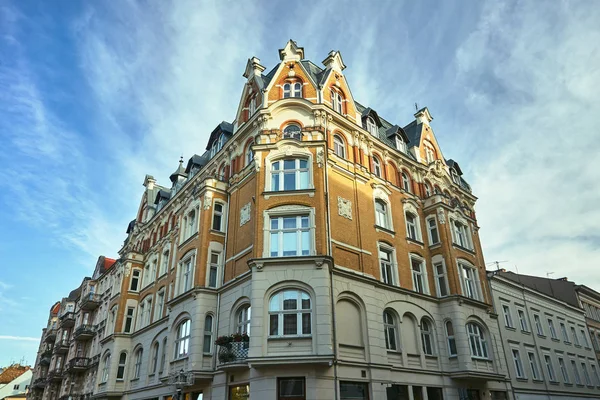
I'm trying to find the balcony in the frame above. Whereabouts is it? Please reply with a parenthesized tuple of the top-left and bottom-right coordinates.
(67, 357, 90, 372)
(90, 354, 100, 367)
(60, 312, 75, 328)
(53, 339, 70, 354)
(44, 329, 57, 343)
(217, 341, 249, 366)
(80, 293, 100, 311)
(73, 325, 95, 341)
(32, 378, 46, 389)
(47, 369, 64, 382)
(40, 354, 51, 366)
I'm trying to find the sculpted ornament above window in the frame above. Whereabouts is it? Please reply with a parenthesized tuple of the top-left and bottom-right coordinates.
(437, 208, 446, 224)
(240, 202, 251, 226)
(337, 197, 352, 220)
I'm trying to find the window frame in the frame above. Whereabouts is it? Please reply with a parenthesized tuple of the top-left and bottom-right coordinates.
(458, 261, 482, 301)
(331, 89, 344, 114)
(405, 211, 421, 242)
(263, 206, 316, 258)
(421, 319, 434, 356)
(512, 349, 526, 379)
(383, 310, 398, 351)
(446, 321, 457, 356)
(278, 377, 306, 400)
(410, 255, 429, 295)
(203, 315, 213, 354)
(517, 309, 528, 332)
(372, 156, 382, 178)
(401, 172, 411, 192)
(333, 134, 346, 159)
(207, 251, 221, 288)
(236, 305, 251, 335)
(270, 158, 310, 191)
(548, 318, 558, 339)
(101, 353, 111, 383)
(378, 244, 397, 286)
(451, 219, 472, 250)
(130, 269, 141, 292)
(282, 124, 302, 140)
(174, 319, 191, 359)
(544, 354, 557, 382)
(178, 252, 195, 295)
(426, 216, 440, 245)
(268, 289, 312, 337)
(366, 117, 378, 136)
(374, 199, 391, 230)
(528, 352, 541, 381)
(116, 352, 126, 381)
(558, 357, 570, 383)
(433, 259, 449, 297)
(133, 348, 143, 380)
(534, 314, 544, 336)
(150, 342, 159, 375)
(212, 202, 226, 232)
(467, 323, 489, 359)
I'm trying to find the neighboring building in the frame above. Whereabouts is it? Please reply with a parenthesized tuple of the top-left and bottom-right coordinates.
(0, 364, 32, 400)
(575, 285, 600, 362)
(488, 270, 600, 400)
(28, 40, 513, 400)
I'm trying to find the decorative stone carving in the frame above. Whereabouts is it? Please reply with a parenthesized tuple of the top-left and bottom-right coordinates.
(124, 264, 131, 277)
(255, 262, 264, 272)
(316, 148, 324, 168)
(315, 258, 325, 269)
(240, 202, 251, 226)
(437, 208, 446, 224)
(203, 195, 212, 210)
(337, 197, 352, 220)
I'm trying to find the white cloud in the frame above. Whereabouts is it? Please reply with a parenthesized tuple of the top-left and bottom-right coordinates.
(0, 336, 39, 342)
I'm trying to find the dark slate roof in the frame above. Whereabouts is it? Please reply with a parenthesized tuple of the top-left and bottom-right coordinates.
(497, 271, 580, 308)
(185, 153, 210, 173)
(169, 159, 188, 183)
(67, 287, 81, 301)
(206, 121, 234, 150)
(261, 64, 279, 87)
(300, 60, 325, 85)
(446, 159, 463, 175)
(385, 125, 409, 142)
(126, 219, 136, 234)
(154, 190, 171, 204)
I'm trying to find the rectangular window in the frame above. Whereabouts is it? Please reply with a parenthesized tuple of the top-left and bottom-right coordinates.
(502, 305, 514, 328)
(375, 200, 389, 229)
(560, 322, 569, 343)
(591, 364, 600, 386)
(572, 360, 582, 385)
(459, 263, 480, 300)
(582, 363, 592, 386)
(160, 251, 169, 276)
(155, 290, 164, 321)
(271, 159, 309, 191)
(277, 377, 306, 400)
(340, 382, 369, 400)
(534, 314, 544, 336)
(580, 329, 589, 348)
(528, 352, 541, 380)
(571, 327, 580, 346)
(130, 270, 140, 291)
(427, 217, 439, 245)
(379, 247, 395, 285)
(180, 256, 194, 294)
(411, 257, 427, 294)
(208, 252, 220, 288)
(548, 319, 558, 339)
(512, 349, 525, 378)
(124, 307, 135, 333)
(185, 209, 197, 239)
(452, 220, 471, 249)
(518, 309, 528, 332)
(269, 215, 311, 257)
(212, 203, 224, 231)
(433, 262, 449, 297)
(558, 357, 570, 383)
(544, 355, 556, 381)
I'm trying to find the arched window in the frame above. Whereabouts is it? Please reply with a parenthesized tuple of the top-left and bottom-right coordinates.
(401, 172, 411, 193)
(421, 319, 434, 355)
(383, 311, 398, 351)
(101, 352, 111, 383)
(203, 315, 213, 353)
(269, 289, 311, 336)
(434, 185, 442, 195)
(333, 135, 346, 158)
(150, 342, 159, 374)
(375, 200, 390, 229)
(283, 83, 291, 98)
(159, 338, 167, 373)
(373, 157, 382, 178)
(283, 124, 302, 140)
(174, 319, 191, 359)
(283, 83, 302, 99)
(446, 321, 457, 356)
(467, 323, 488, 358)
(245, 140, 254, 166)
(293, 82, 302, 97)
(116, 352, 127, 380)
(247, 96, 256, 118)
(405, 212, 420, 241)
(331, 89, 344, 114)
(452, 220, 471, 250)
(425, 143, 435, 163)
(133, 348, 143, 379)
(366, 117, 377, 136)
(237, 305, 251, 335)
(424, 182, 431, 198)
(271, 158, 309, 191)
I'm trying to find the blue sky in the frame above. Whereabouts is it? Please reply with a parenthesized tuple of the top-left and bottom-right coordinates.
(1, 0, 599, 366)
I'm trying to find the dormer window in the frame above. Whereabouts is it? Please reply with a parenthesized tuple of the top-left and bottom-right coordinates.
(283, 124, 302, 140)
(331, 89, 343, 114)
(451, 168, 461, 184)
(372, 157, 382, 178)
(248, 96, 256, 117)
(283, 82, 302, 98)
(425, 144, 435, 163)
(395, 137, 407, 153)
(366, 117, 378, 136)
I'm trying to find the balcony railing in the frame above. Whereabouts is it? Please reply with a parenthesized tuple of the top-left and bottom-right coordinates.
(47, 369, 63, 382)
(59, 312, 75, 328)
(217, 342, 249, 364)
(80, 293, 101, 310)
(44, 329, 57, 343)
(54, 339, 70, 354)
(90, 354, 100, 367)
(67, 357, 91, 372)
(32, 378, 46, 389)
(73, 325, 95, 341)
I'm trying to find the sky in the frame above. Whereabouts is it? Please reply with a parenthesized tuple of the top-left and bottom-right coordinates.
(1, 0, 599, 366)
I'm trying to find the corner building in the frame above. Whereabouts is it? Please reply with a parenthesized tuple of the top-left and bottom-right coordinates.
(29, 40, 513, 400)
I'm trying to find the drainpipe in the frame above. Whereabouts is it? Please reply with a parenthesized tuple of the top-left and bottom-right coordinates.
(323, 114, 339, 400)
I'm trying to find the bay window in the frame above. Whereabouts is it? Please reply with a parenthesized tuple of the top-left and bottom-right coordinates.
(269, 289, 311, 336)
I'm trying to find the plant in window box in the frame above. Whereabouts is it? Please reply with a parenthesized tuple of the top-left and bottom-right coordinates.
(214, 335, 233, 347)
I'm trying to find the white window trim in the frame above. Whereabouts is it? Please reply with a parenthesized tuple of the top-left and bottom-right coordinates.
(426, 215, 440, 245)
(432, 255, 450, 297)
(263, 144, 314, 193)
(528, 351, 541, 380)
(403, 203, 422, 242)
(409, 254, 429, 295)
(212, 200, 227, 232)
(203, 315, 214, 354)
(383, 310, 398, 351)
(268, 289, 312, 337)
(174, 319, 191, 360)
(449, 215, 473, 250)
(446, 320, 457, 356)
(236, 305, 251, 335)
(378, 243, 399, 286)
(457, 259, 482, 301)
(374, 197, 393, 231)
(177, 250, 197, 296)
(154, 289, 165, 321)
(512, 348, 526, 378)
(517, 309, 529, 332)
(130, 269, 141, 292)
(262, 205, 316, 258)
(205, 242, 224, 288)
(333, 135, 346, 159)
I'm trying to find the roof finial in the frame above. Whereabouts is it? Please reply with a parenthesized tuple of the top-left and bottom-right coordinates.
(415, 102, 418, 111)
(179, 155, 184, 164)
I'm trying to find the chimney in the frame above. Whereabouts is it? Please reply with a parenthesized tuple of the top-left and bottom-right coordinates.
(322, 50, 346, 72)
(143, 175, 156, 190)
(414, 107, 433, 126)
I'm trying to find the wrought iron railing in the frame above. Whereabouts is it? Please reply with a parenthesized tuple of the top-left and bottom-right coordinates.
(217, 342, 249, 364)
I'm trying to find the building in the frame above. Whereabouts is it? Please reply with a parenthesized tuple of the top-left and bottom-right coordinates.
(575, 286, 600, 363)
(0, 364, 32, 400)
(28, 40, 514, 400)
(488, 270, 600, 400)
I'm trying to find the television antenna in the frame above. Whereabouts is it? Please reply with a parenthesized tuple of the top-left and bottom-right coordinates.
(486, 260, 508, 270)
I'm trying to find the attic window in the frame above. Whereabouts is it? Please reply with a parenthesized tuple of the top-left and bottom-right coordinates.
(283, 82, 302, 98)
(395, 137, 406, 153)
(366, 117, 377, 136)
(451, 168, 461, 185)
(331, 89, 344, 114)
(425, 142, 435, 163)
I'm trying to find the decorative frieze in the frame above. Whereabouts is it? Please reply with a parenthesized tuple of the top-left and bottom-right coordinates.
(337, 197, 352, 220)
(240, 202, 251, 226)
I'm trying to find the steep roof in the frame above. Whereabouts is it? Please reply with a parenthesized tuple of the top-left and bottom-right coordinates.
(0, 364, 30, 384)
(496, 271, 580, 308)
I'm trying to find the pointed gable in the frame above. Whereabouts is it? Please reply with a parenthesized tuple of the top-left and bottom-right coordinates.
(320, 50, 359, 124)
